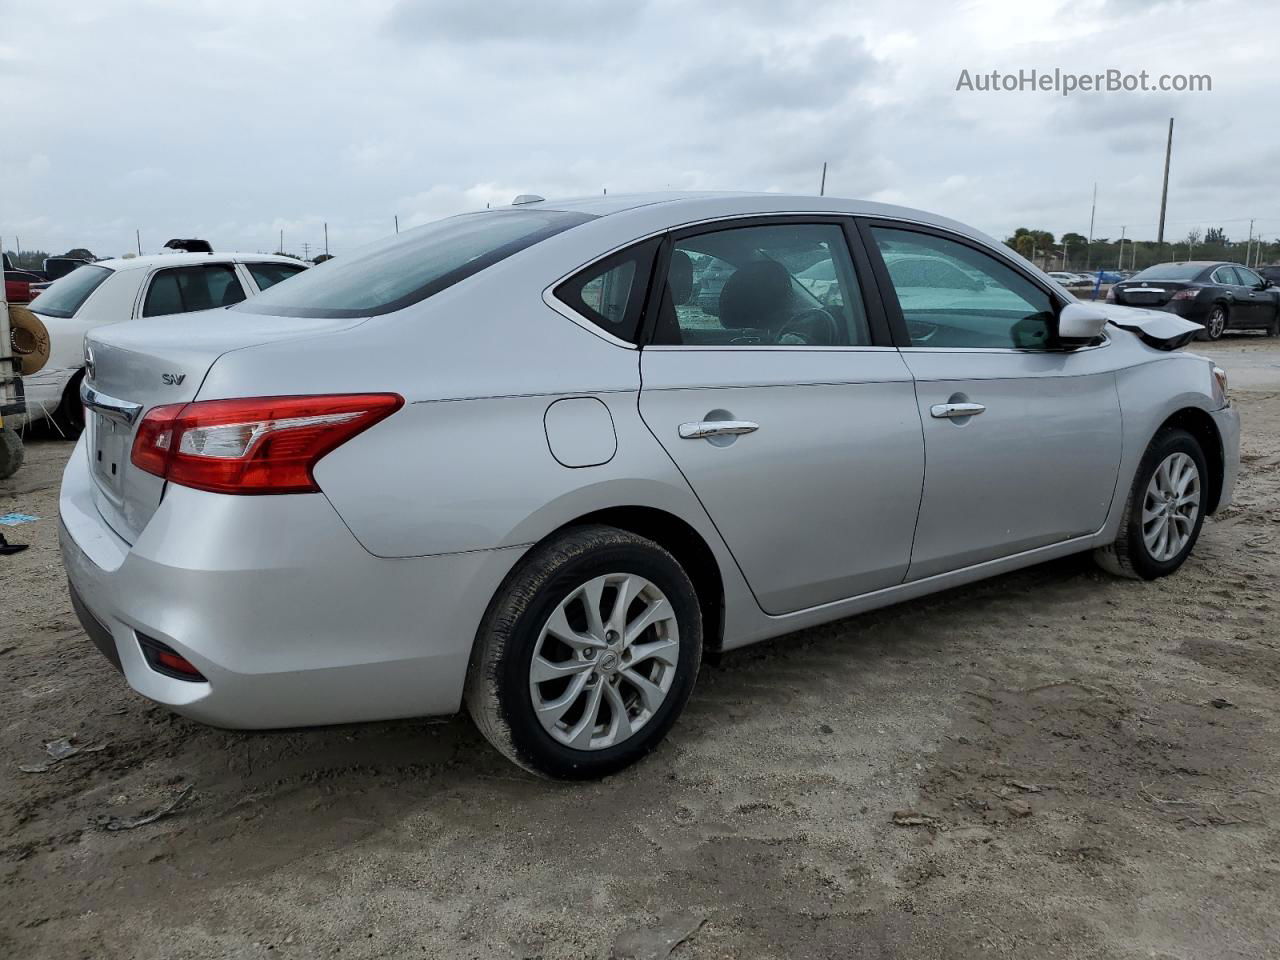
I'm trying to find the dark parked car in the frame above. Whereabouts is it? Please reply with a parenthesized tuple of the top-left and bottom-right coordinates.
(1258, 265, 1280, 286)
(1108, 261, 1280, 340)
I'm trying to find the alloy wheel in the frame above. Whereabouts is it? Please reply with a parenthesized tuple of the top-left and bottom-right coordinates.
(1142, 451, 1201, 562)
(529, 573, 680, 751)
(1206, 307, 1226, 339)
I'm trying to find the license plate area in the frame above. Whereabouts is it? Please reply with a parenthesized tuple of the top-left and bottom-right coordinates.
(90, 413, 131, 499)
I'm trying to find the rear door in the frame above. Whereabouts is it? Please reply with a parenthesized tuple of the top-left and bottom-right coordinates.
(638, 217, 925, 615)
(860, 219, 1123, 580)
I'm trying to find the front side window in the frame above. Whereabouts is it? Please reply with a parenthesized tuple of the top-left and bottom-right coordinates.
(654, 222, 871, 346)
(143, 265, 246, 317)
(28, 264, 112, 318)
(869, 227, 1055, 349)
(247, 261, 306, 291)
(1236, 266, 1262, 287)
(236, 209, 594, 319)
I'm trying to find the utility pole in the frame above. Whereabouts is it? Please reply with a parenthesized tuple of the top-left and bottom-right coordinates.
(1156, 117, 1174, 248)
(279, 229, 283, 254)
(1117, 226, 1125, 270)
(136, 229, 142, 256)
(324, 222, 329, 257)
(302, 241, 311, 260)
(394, 215, 399, 234)
(1085, 182, 1097, 270)
(1246, 218, 1255, 268)
(819, 161, 827, 197)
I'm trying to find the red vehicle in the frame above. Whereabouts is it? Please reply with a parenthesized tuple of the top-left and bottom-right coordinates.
(4, 269, 43, 303)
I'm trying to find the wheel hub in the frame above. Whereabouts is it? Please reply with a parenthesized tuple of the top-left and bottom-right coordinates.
(528, 572, 681, 751)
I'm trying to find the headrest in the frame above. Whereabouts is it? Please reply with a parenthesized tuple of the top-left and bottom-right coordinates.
(719, 260, 791, 329)
(668, 250, 693, 305)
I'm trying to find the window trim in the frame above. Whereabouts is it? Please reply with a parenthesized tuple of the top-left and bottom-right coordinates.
(636, 214, 895, 350)
(855, 217, 1080, 353)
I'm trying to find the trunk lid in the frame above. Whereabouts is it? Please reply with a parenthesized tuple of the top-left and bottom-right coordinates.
(1112, 280, 1190, 307)
(83, 310, 368, 543)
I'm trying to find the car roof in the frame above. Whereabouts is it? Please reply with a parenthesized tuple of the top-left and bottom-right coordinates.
(510, 190, 1012, 256)
(93, 252, 306, 272)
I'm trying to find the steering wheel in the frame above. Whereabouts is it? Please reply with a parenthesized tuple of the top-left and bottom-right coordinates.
(774, 308, 839, 346)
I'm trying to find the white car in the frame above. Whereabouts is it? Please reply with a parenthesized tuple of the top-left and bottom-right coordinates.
(23, 253, 307, 430)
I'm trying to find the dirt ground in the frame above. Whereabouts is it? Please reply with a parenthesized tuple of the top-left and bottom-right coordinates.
(2, 336, 1278, 960)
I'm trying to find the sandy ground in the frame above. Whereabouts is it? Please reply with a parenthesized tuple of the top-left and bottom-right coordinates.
(1, 335, 1278, 960)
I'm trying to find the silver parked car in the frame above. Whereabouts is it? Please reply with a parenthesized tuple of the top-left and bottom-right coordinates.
(60, 193, 1239, 779)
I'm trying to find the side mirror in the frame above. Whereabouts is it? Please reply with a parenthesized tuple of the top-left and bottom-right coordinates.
(1057, 302, 1108, 347)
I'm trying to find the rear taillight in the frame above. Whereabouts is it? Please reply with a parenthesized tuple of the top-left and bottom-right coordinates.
(131, 394, 403, 494)
(1171, 288, 1198, 300)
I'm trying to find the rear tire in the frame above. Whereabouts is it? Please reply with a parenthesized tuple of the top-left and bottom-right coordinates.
(52, 370, 85, 437)
(466, 525, 703, 779)
(1197, 304, 1227, 341)
(0, 424, 23, 480)
(1094, 428, 1208, 580)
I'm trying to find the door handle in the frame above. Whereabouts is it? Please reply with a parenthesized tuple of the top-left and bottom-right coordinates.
(930, 402, 986, 420)
(678, 420, 759, 440)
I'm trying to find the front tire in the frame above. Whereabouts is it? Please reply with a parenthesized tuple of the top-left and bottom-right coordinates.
(1198, 304, 1227, 341)
(466, 525, 703, 779)
(1094, 428, 1208, 580)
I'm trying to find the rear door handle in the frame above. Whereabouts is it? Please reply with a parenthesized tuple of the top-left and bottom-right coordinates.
(678, 420, 759, 440)
(930, 402, 986, 420)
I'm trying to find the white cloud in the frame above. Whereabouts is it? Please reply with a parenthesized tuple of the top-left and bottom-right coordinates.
(3, 0, 1276, 258)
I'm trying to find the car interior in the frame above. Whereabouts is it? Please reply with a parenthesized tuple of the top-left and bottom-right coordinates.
(653, 225, 872, 347)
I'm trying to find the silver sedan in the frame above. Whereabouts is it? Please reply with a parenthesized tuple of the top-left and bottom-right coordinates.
(59, 193, 1239, 778)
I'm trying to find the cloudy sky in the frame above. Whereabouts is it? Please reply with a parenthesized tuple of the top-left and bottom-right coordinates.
(1, 0, 1273, 259)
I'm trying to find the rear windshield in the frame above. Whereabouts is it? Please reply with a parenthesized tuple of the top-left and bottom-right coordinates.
(235, 209, 595, 318)
(1130, 264, 1205, 281)
(29, 264, 112, 318)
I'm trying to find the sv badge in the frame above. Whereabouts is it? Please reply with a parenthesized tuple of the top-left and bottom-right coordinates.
(162, 373, 187, 386)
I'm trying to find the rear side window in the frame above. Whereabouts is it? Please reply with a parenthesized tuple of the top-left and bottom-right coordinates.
(553, 239, 658, 343)
(143, 265, 246, 317)
(28, 264, 112, 318)
(246, 261, 306, 291)
(235, 209, 595, 319)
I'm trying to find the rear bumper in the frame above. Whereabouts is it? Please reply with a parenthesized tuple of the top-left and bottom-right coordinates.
(58, 436, 525, 728)
(1210, 403, 1240, 513)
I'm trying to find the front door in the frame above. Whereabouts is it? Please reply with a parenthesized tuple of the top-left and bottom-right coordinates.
(861, 221, 1124, 580)
(638, 219, 925, 615)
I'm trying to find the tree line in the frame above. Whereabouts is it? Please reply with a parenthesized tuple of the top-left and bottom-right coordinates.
(1005, 228, 1278, 273)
